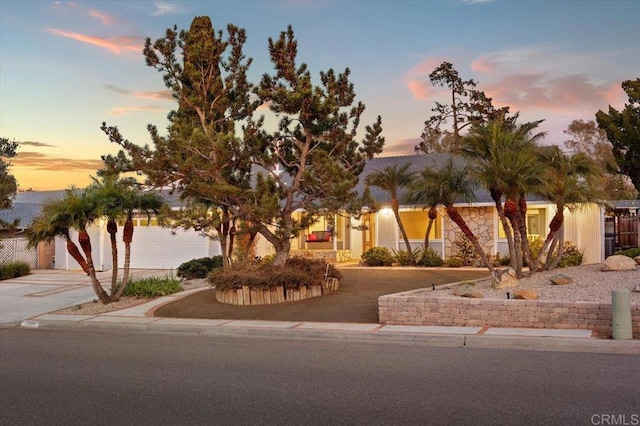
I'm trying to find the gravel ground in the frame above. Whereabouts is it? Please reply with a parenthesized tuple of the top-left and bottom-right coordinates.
(429, 264, 640, 303)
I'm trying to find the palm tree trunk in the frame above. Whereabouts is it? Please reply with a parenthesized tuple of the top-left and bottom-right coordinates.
(445, 205, 496, 281)
(517, 197, 534, 271)
(113, 219, 134, 301)
(107, 219, 118, 297)
(393, 198, 415, 264)
(65, 239, 91, 274)
(533, 210, 563, 273)
(547, 223, 565, 270)
(423, 207, 437, 252)
(489, 189, 516, 270)
(504, 199, 523, 277)
(78, 229, 110, 304)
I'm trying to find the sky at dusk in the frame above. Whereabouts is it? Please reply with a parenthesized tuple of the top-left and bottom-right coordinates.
(1, 0, 639, 191)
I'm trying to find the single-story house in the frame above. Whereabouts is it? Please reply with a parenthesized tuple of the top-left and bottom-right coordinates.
(1, 153, 614, 270)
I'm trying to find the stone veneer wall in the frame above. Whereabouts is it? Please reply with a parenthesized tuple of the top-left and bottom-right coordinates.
(444, 206, 494, 259)
(379, 291, 640, 339)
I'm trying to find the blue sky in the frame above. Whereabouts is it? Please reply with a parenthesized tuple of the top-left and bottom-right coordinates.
(1, 0, 639, 190)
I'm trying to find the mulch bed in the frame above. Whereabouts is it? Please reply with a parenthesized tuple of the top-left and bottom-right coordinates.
(154, 268, 490, 323)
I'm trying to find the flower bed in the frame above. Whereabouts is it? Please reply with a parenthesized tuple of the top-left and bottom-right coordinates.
(215, 277, 339, 305)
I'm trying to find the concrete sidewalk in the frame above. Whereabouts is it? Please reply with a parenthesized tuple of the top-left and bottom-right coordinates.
(11, 286, 640, 355)
(0, 269, 173, 324)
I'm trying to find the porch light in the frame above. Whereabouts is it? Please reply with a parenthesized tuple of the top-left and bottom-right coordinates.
(381, 207, 392, 217)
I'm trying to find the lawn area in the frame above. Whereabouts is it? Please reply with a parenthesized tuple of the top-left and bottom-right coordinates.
(154, 268, 491, 323)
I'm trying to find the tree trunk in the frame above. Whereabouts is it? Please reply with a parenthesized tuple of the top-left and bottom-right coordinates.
(533, 209, 563, 274)
(517, 197, 534, 271)
(392, 198, 415, 264)
(78, 229, 110, 304)
(272, 239, 291, 266)
(113, 219, 134, 301)
(445, 205, 496, 283)
(504, 199, 523, 277)
(490, 189, 516, 270)
(65, 239, 91, 274)
(107, 219, 118, 297)
(423, 207, 437, 252)
(547, 222, 565, 270)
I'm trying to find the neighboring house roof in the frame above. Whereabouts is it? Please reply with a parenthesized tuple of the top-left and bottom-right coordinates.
(610, 200, 640, 210)
(0, 190, 67, 229)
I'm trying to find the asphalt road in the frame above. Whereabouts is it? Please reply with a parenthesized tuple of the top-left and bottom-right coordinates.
(1, 329, 638, 425)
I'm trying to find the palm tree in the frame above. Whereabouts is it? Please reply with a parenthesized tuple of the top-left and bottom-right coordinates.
(115, 190, 164, 300)
(26, 199, 91, 275)
(412, 158, 498, 283)
(458, 115, 546, 277)
(533, 146, 603, 272)
(366, 163, 416, 264)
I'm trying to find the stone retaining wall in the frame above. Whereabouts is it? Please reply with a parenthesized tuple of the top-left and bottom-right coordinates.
(379, 290, 640, 339)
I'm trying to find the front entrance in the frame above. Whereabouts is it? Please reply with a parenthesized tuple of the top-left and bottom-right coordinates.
(362, 213, 375, 253)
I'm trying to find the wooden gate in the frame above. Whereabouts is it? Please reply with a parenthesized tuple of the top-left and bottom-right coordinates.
(617, 215, 639, 249)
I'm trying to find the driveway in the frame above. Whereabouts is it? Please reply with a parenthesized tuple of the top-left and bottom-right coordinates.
(0, 269, 172, 324)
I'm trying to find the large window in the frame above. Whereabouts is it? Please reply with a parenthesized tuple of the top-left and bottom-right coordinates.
(398, 211, 441, 240)
(498, 208, 546, 239)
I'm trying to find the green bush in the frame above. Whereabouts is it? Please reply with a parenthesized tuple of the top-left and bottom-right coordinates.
(392, 248, 421, 266)
(417, 248, 444, 267)
(177, 256, 224, 279)
(123, 276, 182, 298)
(451, 235, 478, 266)
(487, 252, 510, 267)
(615, 247, 640, 259)
(0, 261, 31, 280)
(445, 257, 463, 267)
(528, 236, 544, 261)
(361, 247, 394, 266)
(210, 257, 339, 291)
(558, 241, 584, 267)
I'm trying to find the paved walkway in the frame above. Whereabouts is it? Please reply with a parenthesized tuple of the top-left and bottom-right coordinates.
(0, 269, 172, 324)
(2, 269, 639, 355)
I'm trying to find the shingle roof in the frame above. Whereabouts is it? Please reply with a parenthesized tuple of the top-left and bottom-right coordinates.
(0, 190, 67, 229)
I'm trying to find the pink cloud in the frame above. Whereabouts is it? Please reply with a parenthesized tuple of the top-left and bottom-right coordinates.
(109, 105, 166, 116)
(104, 84, 172, 101)
(48, 29, 142, 54)
(483, 73, 614, 114)
(470, 57, 496, 73)
(598, 83, 627, 108)
(382, 138, 421, 156)
(88, 9, 115, 25)
(404, 56, 451, 100)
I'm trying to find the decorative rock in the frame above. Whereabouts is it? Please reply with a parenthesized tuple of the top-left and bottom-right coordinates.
(634, 255, 640, 265)
(493, 268, 519, 290)
(633, 285, 640, 293)
(513, 289, 539, 300)
(453, 284, 483, 298)
(602, 255, 637, 271)
(549, 274, 573, 285)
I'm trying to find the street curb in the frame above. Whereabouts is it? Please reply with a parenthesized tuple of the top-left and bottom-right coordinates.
(15, 319, 640, 354)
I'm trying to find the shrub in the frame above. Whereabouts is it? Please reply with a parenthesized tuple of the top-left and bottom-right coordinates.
(210, 257, 339, 291)
(361, 247, 394, 266)
(616, 247, 640, 259)
(445, 257, 463, 267)
(487, 252, 510, 267)
(417, 248, 444, 267)
(123, 276, 182, 298)
(392, 248, 421, 266)
(177, 256, 224, 279)
(0, 261, 30, 280)
(528, 236, 544, 261)
(558, 241, 583, 267)
(451, 235, 478, 266)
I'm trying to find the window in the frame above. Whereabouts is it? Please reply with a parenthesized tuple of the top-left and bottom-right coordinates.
(497, 208, 545, 239)
(398, 211, 441, 239)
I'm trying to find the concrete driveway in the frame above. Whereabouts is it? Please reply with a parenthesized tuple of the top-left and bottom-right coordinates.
(0, 269, 174, 324)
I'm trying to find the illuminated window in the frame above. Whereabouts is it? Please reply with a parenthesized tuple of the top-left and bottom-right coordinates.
(398, 211, 441, 239)
(497, 208, 545, 239)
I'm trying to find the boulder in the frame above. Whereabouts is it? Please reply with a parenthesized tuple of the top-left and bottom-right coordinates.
(549, 274, 573, 285)
(634, 255, 640, 266)
(513, 289, 539, 300)
(633, 284, 640, 294)
(493, 268, 519, 290)
(602, 255, 637, 271)
(453, 284, 483, 298)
